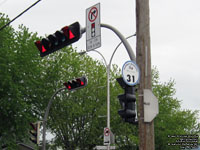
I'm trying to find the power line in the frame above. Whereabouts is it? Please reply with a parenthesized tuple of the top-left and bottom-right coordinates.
(0, 0, 41, 31)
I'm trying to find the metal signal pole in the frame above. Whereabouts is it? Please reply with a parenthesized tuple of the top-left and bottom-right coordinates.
(135, 0, 155, 150)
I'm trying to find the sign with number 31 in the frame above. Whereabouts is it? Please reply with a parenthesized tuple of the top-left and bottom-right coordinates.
(122, 61, 140, 86)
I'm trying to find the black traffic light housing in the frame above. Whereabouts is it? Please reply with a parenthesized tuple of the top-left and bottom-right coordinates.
(35, 22, 81, 57)
(64, 76, 87, 91)
(29, 122, 40, 145)
(116, 77, 138, 124)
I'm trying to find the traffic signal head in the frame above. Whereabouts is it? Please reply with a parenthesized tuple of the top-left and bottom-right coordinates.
(29, 122, 40, 145)
(64, 76, 87, 91)
(35, 22, 81, 57)
(116, 77, 137, 124)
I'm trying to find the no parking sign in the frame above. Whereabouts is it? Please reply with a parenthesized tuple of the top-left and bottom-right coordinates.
(86, 3, 101, 51)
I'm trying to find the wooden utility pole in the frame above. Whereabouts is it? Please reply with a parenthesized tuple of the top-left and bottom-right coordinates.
(135, 0, 155, 150)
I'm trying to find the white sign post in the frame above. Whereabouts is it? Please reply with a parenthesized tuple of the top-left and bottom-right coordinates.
(86, 3, 101, 51)
(122, 60, 140, 86)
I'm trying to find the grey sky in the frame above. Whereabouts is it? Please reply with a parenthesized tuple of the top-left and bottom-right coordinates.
(1, 0, 200, 113)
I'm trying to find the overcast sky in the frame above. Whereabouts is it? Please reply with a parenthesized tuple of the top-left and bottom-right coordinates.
(1, 0, 200, 113)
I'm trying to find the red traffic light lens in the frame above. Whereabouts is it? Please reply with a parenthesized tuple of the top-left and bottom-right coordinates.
(69, 30, 75, 39)
(61, 26, 75, 40)
(67, 85, 72, 90)
(35, 41, 47, 53)
(41, 38, 51, 51)
(76, 79, 85, 86)
(81, 81, 84, 86)
(64, 82, 72, 90)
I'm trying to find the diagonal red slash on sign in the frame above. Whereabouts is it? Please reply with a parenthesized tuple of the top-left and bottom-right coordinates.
(88, 7, 98, 22)
(104, 128, 110, 136)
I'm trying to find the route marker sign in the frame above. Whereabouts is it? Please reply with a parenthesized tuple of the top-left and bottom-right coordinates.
(122, 60, 140, 86)
(86, 3, 101, 51)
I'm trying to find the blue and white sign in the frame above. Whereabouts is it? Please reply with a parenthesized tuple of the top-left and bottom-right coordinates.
(122, 60, 140, 86)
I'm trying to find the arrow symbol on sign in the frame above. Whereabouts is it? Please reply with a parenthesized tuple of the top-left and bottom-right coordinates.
(91, 10, 96, 20)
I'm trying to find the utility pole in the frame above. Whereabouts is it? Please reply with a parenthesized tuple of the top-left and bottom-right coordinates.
(135, 0, 155, 150)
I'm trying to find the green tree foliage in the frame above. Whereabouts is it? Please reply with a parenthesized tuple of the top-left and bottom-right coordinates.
(152, 68, 200, 150)
(0, 13, 199, 150)
(44, 49, 108, 149)
(41, 48, 138, 150)
(0, 13, 44, 149)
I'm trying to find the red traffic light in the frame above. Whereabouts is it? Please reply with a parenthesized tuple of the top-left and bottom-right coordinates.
(35, 41, 47, 53)
(62, 26, 75, 39)
(35, 22, 81, 57)
(64, 76, 87, 91)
